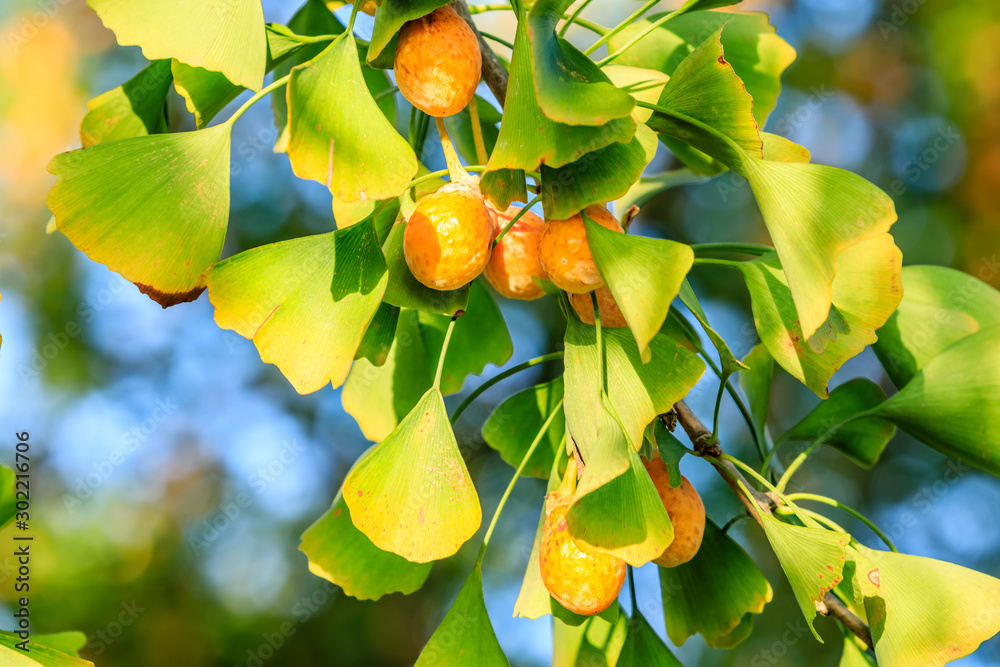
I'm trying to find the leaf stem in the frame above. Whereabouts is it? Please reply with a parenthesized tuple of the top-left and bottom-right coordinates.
(472, 2, 607, 35)
(709, 378, 727, 447)
(480, 31, 516, 50)
(468, 100, 490, 165)
(433, 315, 460, 390)
(373, 85, 399, 102)
(598, 5, 687, 66)
(559, 0, 597, 36)
(225, 73, 291, 126)
(701, 353, 766, 464)
(592, 291, 607, 394)
(691, 242, 773, 256)
(583, 0, 658, 56)
(493, 195, 542, 247)
(692, 257, 746, 269)
(475, 399, 564, 567)
(450, 352, 565, 425)
(346, 0, 360, 34)
(785, 493, 898, 552)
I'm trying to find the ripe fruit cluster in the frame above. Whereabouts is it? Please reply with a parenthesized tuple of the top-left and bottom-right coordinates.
(540, 456, 706, 616)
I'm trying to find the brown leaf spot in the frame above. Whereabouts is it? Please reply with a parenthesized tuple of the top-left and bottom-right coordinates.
(868, 568, 880, 586)
(136, 283, 205, 308)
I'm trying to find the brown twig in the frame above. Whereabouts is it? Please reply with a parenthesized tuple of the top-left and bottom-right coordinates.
(450, 0, 510, 107)
(672, 399, 874, 650)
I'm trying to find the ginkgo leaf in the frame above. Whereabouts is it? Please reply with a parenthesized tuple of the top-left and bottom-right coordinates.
(567, 404, 673, 566)
(563, 316, 705, 453)
(584, 214, 693, 362)
(354, 302, 400, 367)
(873, 265, 1000, 388)
(782, 379, 896, 468)
(740, 343, 773, 433)
(171, 61, 244, 130)
(481, 16, 636, 207)
(874, 325, 1000, 477)
(206, 220, 387, 394)
(80, 59, 172, 147)
(678, 280, 747, 377)
(849, 543, 1000, 666)
(343, 309, 434, 442)
(483, 377, 565, 478)
(415, 566, 510, 666)
(618, 612, 683, 666)
(367, 0, 450, 62)
(48, 124, 232, 307)
(0, 630, 93, 667)
(344, 389, 481, 563)
(300, 464, 432, 600)
(553, 615, 628, 667)
(660, 518, 773, 647)
(286, 34, 417, 202)
(89, 0, 266, 90)
(757, 512, 849, 641)
(839, 634, 877, 667)
(527, 0, 635, 126)
(740, 234, 903, 398)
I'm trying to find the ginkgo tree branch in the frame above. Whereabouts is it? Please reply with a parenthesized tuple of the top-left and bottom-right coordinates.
(671, 399, 875, 650)
(451, 0, 510, 107)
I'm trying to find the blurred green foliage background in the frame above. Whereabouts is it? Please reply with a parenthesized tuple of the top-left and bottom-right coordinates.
(0, 0, 998, 665)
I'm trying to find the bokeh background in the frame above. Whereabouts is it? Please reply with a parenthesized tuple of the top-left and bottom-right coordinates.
(1, 0, 999, 665)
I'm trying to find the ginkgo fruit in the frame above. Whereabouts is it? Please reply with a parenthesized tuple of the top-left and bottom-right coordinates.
(349, 0, 377, 16)
(484, 206, 546, 300)
(404, 180, 493, 291)
(643, 457, 705, 567)
(537, 205, 623, 293)
(540, 460, 626, 615)
(568, 287, 628, 326)
(394, 6, 482, 118)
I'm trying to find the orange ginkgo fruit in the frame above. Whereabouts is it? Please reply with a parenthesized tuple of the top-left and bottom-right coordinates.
(404, 179, 493, 291)
(537, 205, 622, 293)
(643, 457, 706, 567)
(484, 206, 546, 300)
(348, 0, 377, 16)
(394, 6, 481, 117)
(568, 287, 628, 327)
(540, 460, 626, 615)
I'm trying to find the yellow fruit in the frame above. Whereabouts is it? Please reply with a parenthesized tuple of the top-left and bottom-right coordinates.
(345, 0, 377, 16)
(484, 206, 546, 300)
(540, 461, 626, 615)
(394, 6, 482, 117)
(568, 287, 628, 327)
(537, 206, 623, 293)
(404, 180, 493, 291)
(643, 458, 705, 567)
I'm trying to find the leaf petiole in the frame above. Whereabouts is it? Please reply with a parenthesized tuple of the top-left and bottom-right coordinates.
(433, 314, 460, 391)
(450, 351, 564, 425)
(785, 493, 898, 552)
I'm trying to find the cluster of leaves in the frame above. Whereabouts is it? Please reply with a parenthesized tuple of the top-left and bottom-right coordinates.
(43, 0, 1000, 665)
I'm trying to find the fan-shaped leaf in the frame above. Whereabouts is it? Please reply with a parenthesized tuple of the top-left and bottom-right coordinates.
(48, 124, 232, 307)
(483, 378, 565, 478)
(584, 214, 693, 362)
(0, 630, 93, 666)
(740, 234, 903, 398)
(344, 389, 481, 562)
(875, 325, 1000, 477)
(287, 34, 417, 202)
(660, 518, 773, 647)
(553, 615, 628, 667)
(80, 59, 171, 147)
(782, 379, 895, 468)
(206, 219, 388, 394)
(618, 612, 683, 666)
(89, 0, 266, 90)
(873, 265, 1000, 388)
(354, 302, 400, 367)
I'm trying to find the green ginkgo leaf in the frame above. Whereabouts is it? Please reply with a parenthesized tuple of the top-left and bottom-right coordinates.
(354, 302, 400, 367)
(757, 512, 849, 641)
(873, 265, 1000, 388)
(839, 634, 877, 667)
(88, 0, 266, 90)
(563, 317, 705, 453)
(206, 220, 387, 394)
(782, 379, 896, 469)
(300, 465, 432, 600)
(740, 234, 903, 398)
(48, 124, 232, 307)
(171, 61, 243, 130)
(617, 612, 683, 666)
(874, 325, 1000, 477)
(849, 544, 1000, 666)
(481, 17, 636, 208)
(567, 404, 673, 566)
(527, 0, 635, 126)
(608, 10, 795, 126)
(287, 34, 417, 202)
(343, 309, 434, 442)
(660, 518, 773, 647)
(415, 566, 510, 666)
(584, 214, 693, 362)
(344, 389, 481, 563)
(740, 343, 773, 433)
(483, 377, 566, 478)
(80, 59, 172, 147)
(367, 0, 450, 62)
(0, 630, 93, 667)
(678, 280, 747, 377)
(553, 615, 629, 667)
